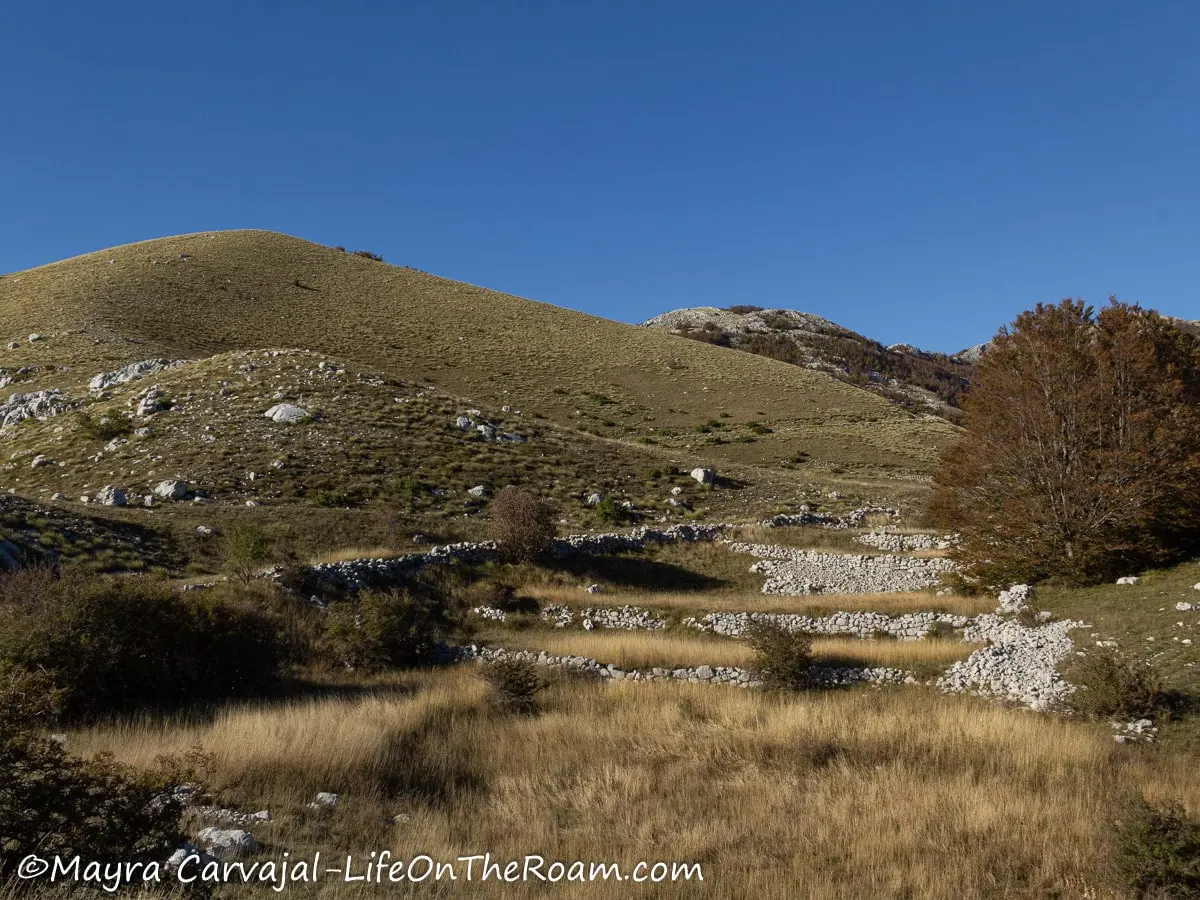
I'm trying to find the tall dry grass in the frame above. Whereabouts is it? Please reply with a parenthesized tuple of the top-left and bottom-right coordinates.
(65, 670, 1195, 898)
(520, 584, 993, 616)
(488, 630, 976, 671)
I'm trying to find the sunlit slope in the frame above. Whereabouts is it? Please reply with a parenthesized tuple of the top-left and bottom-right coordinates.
(0, 230, 956, 471)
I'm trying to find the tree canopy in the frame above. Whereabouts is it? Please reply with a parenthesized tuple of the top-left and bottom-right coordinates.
(932, 299, 1200, 585)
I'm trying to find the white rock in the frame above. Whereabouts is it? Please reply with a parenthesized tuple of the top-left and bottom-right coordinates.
(154, 480, 189, 500)
(308, 792, 339, 810)
(1176, 601, 1195, 612)
(586, 493, 603, 505)
(30, 454, 52, 468)
(196, 525, 214, 536)
(1116, 576, 1140, 585)
(27, 334, 41, 343)
(690, 467, 715, 485)
(196, 828, 258, 861)
(263, 404, 310, 424)
(94, 485, 126, 506)
(50, 492, 64, 501)
(467, 485, 486, 499)
(245, 500, 261, 507)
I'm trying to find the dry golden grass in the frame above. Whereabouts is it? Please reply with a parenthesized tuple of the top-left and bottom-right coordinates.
(487, 630, 976, 671)
(67, 670, 1196, 898)
(307, 546, 403, 565)
(520, 583, 993, 616)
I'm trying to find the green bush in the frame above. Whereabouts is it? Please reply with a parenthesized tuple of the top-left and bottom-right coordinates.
(745, 622, 814, 691)
(221, 523, 274, 584)
(0, 665, 192, 880)
(480, 657, 544, 716)
(0, 568, 283, 719)
(324, 589, 451, 672)
(73, 409, 133, 442)
(594, 497, 629, 524)
(1060, 646, 1166, 720)
(1119, 802, 1200, 898)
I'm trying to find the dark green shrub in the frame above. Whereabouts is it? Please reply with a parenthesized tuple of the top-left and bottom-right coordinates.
(0, 569, 283, 719)
(745, 622, 814, 691)
(1060, 646, 1166, 720)
(324, 589, 450, 671)
(351, 250, 384, 261)
(725, 305, 764, 314)
(480, 657, 543, 715)
(489, 487, 557, 563)
(73, 410, 133, 441)
(0, 665, 192, 879)
(1119, 802, 1200, 898)
(594, 497, 629, 524)
(479, 582, 540, 615)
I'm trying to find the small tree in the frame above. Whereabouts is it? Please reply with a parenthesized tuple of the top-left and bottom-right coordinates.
(488, 487, 557, 563)
(746, 622, 814, 691)
(480, 657, 544, 716)
(933, 299, 1200, 585)
(222, 523, 274, 584)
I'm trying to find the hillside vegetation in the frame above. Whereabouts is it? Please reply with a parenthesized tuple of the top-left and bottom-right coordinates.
(0, 231, 955, 476)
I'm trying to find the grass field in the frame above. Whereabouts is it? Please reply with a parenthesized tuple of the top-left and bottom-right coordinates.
(65, 670, 1197, 899)
(481, 629, 977, 673)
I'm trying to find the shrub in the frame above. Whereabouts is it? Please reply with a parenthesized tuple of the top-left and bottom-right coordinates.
(0, 568, 283, 719)
(933, 300, 1200, 585)
(324, 589, 450, 672)
(0, 665, 191, 879)
(1119, 802, 1200, 898)
(73, 409, 133, 442)
(594, 496, 629, 524)
(1060, 646, 1165, 720)
(725, 305, 764, 314)
(478, 581, 540, 615)
(488, 487, 557, 563)
(745, 622, 814, 691)
(221, 523, 273, 584)
(480, 657, 544, 716)
(351, 249, 384, 261)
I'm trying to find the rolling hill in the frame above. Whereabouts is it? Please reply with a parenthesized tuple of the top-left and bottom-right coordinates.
(0, 231, 960, 569)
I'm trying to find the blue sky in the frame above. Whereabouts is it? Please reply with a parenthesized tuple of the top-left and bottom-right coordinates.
(3, 1, 1198, 352)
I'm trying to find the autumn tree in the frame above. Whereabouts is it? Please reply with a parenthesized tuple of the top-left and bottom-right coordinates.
(488, 486, 558, 563)
(932, 298, 1200, 585)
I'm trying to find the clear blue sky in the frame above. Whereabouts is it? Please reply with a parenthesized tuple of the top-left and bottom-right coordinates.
(3, 1, 1198, 352)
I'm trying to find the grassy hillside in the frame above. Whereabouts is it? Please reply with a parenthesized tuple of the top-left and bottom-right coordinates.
(0, 230, 955, 474)
(0, 231, 961, 570)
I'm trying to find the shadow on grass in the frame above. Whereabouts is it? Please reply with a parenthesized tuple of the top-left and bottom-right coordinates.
(541, 552, 729, 591)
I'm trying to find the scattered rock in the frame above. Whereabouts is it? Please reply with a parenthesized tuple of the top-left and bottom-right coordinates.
(89, 358, 184, 393)
(263, 403, 310, 424)
(94, 485, 126, 507)
(195, 828, 258, 861)
(154, 480, 189, 501)
(690, 467, 715, 485)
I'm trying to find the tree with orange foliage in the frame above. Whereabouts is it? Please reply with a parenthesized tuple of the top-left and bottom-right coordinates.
(932, 299, 1200, 585)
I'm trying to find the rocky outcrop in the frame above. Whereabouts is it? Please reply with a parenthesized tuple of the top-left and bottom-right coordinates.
(89, 358, 185, 393)
(686, 609, 971, 640)
(263, 403, 310, 423)
(0, 390, 77, 428)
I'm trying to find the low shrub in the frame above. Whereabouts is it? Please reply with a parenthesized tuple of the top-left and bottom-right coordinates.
(0, 568, 284, 719)
(480, 657, 544, 716)
(725, 304, 764, 314)
(73, 410, 133, 442)
(0, 665, 193, 879)
(324, 589, 451, 672)
(1060, 646, 1166, 720)
(745, 622, 814, 691)
(594, 497, 630, 524)
(1118, 802, 1200, 898)
(489, 487, 557, 563)
(478, 581, 540, 615)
